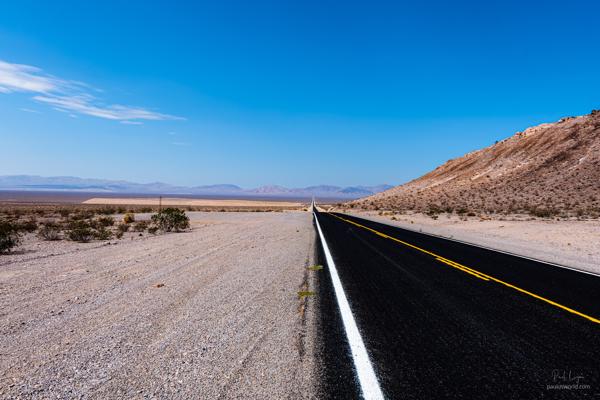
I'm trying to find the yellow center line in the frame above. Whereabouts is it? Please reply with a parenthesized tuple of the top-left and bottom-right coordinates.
(436, 258, 490, 281)
(327, 212, 600, 325)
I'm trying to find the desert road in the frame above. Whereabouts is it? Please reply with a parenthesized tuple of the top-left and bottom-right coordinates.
(313, 209, 600, 399)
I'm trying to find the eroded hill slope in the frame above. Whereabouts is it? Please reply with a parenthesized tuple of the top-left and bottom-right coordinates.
(349, 110, 600, 216)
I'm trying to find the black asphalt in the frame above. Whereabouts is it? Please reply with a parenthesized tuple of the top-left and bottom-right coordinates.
(314, 210, 600, 399)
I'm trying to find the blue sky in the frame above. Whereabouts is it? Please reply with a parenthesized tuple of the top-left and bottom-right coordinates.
(1, 1, 599, 188)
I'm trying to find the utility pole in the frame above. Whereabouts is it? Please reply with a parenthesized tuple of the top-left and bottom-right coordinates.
(159, 196, 162, 212)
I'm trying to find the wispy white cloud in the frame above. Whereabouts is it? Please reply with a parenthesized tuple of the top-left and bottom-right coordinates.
(171, 141, 190, 146)
(20, 107, 41, 114)
(0, 59, 183, 123)
(33, 94, 181, 122)
(0, 60, 61, 93)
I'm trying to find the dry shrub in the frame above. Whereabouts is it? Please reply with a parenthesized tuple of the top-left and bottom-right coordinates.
(0, 219, 22, 253)
(38, 222, 62, 241)
(115, 223, 129, 239)
(151, 208, 190, 232)
(17, 218, 38, 233)
(67, 220, 93, 242)
(58, 208, 71, 218)
(133, 221, 149, 232)
(93, 226, 113, 240)
(122, 213, 135, 224)
(98, 207, 116, 215)
(96, 216, 115, 227)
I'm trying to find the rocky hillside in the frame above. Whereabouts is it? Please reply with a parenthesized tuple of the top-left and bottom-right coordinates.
(348, 110, 600, 217)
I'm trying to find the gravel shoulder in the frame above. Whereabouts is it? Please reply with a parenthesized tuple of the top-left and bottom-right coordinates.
(0, 211, 318, 399)
(346, 211, 600, 275)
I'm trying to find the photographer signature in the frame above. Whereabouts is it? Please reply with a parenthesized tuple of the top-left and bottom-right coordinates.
(552, 369, 585, 384)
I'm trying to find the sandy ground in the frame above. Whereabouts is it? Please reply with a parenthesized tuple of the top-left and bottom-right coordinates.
(83, 197, 303, 208)
(346, 211, 600, 275)
(0, 211, 319, 399)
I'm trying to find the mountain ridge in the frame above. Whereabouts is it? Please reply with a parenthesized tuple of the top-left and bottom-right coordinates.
(0, 175, 392, 199)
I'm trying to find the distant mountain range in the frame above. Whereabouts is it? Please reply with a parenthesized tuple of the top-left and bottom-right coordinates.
(0, 175, 393, 200)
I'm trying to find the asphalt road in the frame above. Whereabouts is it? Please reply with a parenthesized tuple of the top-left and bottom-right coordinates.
(314, 210, 600, 399)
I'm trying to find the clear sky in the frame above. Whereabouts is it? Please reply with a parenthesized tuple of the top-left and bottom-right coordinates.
(1, 1, 599, 188)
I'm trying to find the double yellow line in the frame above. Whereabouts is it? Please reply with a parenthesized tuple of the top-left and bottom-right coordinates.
(328, 213, 600, 325)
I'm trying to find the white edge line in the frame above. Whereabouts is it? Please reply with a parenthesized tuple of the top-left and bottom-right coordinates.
(343, 212, 600, 278)
(313, 210, 385, 400)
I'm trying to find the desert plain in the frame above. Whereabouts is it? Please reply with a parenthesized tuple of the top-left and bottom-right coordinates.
(0, 209, 320, 399)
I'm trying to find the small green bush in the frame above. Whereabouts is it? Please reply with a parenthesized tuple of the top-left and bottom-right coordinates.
(426, 205, 442, 215)
(96, 216, 115, 227)
(17, 218, 38, 232)
(0, 219, 22, 253)
(70, 210, 94, 221)
(58, 208, 71, 218)
(38, 222, 62, 241)
(122, 213, 135, 224)
(115, 223, 129, 239)
(133, 221, 149, 232)
(67, 220, 93, 242)
(93, 226, 113, 240)
(530, 207, 554, 218)
(151, 208, 190, 232)
(98, 207, 117, 215)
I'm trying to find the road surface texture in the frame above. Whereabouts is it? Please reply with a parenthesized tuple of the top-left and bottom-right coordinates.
(1, 211, 319, 399)
(314, 210, 600, 399)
